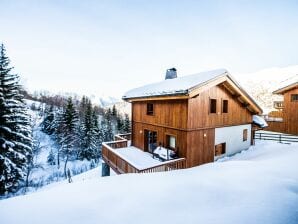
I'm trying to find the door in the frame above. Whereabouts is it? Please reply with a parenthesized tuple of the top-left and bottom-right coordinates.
(144, 130, 157, 153)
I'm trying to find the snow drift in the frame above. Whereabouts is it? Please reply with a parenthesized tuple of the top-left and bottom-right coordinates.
(0, 141, 297, 224)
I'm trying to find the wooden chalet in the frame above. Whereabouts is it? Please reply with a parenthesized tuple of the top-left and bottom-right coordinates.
(266, 76, 298, 135)
(102, 68, 263, 175)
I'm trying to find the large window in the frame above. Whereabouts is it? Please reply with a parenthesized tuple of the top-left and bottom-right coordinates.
(210, 99, 217, 113)
(291, 94, 298, 102)
(222, 100, 228, 113)
(166, 135, 176, 149)
(215, 143, 226, 156)
(146, 103, 154, 115)
(243, 129, 248, 141)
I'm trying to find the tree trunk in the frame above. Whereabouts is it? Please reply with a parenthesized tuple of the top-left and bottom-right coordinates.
(57, 147, 60, 169)
(64, 155, 69, 179)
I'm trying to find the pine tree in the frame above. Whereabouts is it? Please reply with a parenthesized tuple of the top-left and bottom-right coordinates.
(60, 97, 79, 178)
(116, 114, 124, 133)
(41, 104, 55, 135)
(123, 113, 131, 133)
(112, 105, 117, 117)
(80, 101, 99, 160)
(0, 43, 33, 195)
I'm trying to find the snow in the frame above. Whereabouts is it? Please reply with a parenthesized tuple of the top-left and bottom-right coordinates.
(123, 68, 228, 99)
(0, 140, 297, 224)
(273, 74, 298, 93)
(113, 146, 162, 169)
(253, 115, 268, 128)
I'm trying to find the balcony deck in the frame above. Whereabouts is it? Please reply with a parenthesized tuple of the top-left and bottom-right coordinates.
(102, 134, 186, 174)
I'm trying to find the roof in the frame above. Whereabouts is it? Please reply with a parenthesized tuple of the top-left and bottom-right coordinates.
(123, 68, 262, 114)
(273, 75, 298, 94)
(123, 69, 227, 99)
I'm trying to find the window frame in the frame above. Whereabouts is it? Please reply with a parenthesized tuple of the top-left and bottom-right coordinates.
(209, 98, 217, 114)
(222, 99, 228, 113)
(243, 129, 248, 142)
(214, 142, 226, 157)
(166, 134, 177, 150)
(291, 94, 298, 102)
(146, 103, 154, 116)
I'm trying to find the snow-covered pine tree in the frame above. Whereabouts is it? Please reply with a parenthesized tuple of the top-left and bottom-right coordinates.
(91, 108, 101, 160)
(112, 104, 117, 117)
(102, 109, 114, 142)
(41, 104, 55, 135)
(0, 43, 33, 195)
(60, 97, 79, 178)
(80, 101, 98, 160)
(116, 114, 124, 133)
(123, 113, 131, 133)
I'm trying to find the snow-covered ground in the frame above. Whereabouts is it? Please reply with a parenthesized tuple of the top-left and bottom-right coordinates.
(0, 140, 297, 224)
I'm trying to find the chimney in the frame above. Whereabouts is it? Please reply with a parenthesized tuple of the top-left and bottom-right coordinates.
(165, 68, 177, 80)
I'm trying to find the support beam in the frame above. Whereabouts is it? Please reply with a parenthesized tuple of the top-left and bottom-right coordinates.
(101, 162, 110, 177)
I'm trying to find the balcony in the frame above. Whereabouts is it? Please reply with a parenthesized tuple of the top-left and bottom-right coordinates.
(273, 101, 284, 110)
(102, 133, 186, 174)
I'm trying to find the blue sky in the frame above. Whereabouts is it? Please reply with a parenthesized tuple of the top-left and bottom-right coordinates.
(1, 0, 298, 98)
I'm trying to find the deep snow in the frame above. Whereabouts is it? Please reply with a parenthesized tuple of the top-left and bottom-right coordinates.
(0, 140, 297, 224)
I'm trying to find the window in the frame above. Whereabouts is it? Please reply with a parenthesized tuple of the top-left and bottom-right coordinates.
(166, 135, 176, 149)
(215, 143, 226, 156)
(291, 94, 298, 102)
(146, 103, 154, 115)
(210, 99, 217, 113)
(243, 129, 248, 141)
(222, 100, 228, 113)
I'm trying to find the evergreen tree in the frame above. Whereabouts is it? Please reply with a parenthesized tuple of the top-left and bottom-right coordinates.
(112, 105, 117, 117)
(0, 44, 33, 195)
(41, 104, 55, 135)
(47, 150, 56, 165)
(116, 114, 124, 133)
(80, 101, 98, 160)
(60, 97, 79, 178)
(123, 113, 131, 133)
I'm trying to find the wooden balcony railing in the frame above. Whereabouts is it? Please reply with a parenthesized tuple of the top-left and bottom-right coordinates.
(273, 101, 284, 109)
(102, 134, 186, 174)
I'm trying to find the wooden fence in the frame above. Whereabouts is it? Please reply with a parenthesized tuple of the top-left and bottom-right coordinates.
(254, 132, 298, 143)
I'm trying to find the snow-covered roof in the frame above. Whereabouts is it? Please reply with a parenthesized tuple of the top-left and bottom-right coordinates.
(123, 69, 228, 99)
(123, 68, 263, 114)
(253, 115, 268, 128)
(273, 74, 298, 94)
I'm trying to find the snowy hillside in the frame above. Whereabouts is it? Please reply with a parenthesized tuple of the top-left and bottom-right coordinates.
(98, 96, 121, 107)
(0, 140, 297, 224)
(236, 65, 298, 113)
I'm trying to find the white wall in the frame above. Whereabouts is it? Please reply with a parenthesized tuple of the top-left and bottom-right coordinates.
(215, 124, 251, 158)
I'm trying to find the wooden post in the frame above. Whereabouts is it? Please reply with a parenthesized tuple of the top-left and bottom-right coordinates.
(101, 162, 110, 177)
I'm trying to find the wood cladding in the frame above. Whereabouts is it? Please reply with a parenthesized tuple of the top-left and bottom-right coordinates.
(187, 85, 252, 129)
(283, 88, 298, 134)
(132, 99, 188, 129)
(131, 84, 254, 168)
(267, 87, 298, 135)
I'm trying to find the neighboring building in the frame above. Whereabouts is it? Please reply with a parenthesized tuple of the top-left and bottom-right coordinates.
(266, 76, 298, 135)
(102, 69, 263, 174)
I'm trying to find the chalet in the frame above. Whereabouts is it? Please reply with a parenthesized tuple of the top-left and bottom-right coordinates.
(102, 68, 263, 175)
(266, 75, 298, 135)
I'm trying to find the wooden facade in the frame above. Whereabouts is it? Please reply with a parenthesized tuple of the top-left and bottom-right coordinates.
(130, 82, 258, 168)
(267, 83, 298, 135)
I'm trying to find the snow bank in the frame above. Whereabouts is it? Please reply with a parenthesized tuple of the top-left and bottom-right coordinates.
(0, 141, 297, 224)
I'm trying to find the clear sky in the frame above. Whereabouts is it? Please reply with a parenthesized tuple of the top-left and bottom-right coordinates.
(1, 0, 298, 98)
